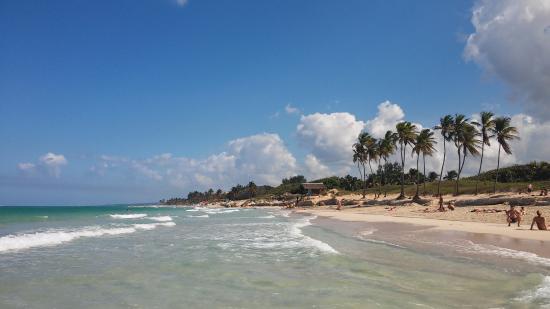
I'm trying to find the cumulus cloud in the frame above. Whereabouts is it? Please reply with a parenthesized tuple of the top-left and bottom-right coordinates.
(304, 154, 332, 180)
(364, 101, 405, 138)
(92, 133, 298, 191)
(18, 152, 68, 178)
(464, 0, 550, 119)
(296, 112, 365, 171)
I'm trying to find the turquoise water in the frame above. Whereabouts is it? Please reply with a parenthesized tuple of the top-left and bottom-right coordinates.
(0, 205, 549, 308)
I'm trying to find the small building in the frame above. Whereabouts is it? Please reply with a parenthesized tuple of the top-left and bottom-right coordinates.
(302, 183, 326, 196)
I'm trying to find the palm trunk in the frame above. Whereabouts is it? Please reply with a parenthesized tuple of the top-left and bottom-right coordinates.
(494, 144, 501, 194)
(368, 160, 375, 198)
(422, 153, 426, 195)
(377, 158, 382, 198)
(383, 158, 388, 197)
(357, 161, 365, 198)
(398, 143, 405, 199)
(414, 153, 420, 200)
(455, 148, 461, 195)
(475, 143, 485, 195)
(437, 139, 446, 196)
(363, 164, 367, 198)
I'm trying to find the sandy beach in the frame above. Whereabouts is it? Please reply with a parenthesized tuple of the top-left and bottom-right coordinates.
(292, 192, 550, 259)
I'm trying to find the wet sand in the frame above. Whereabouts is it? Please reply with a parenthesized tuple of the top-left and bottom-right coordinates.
(296, 208, 550, 261)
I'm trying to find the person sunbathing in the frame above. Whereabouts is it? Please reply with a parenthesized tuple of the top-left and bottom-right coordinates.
(531, 210, 548, 230)
(506, 205, 522, 227)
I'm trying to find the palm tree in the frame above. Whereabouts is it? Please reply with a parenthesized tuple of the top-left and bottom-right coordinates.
(395, 121, 418, 200)
(458, 124, 480, 193)
(377, 130, 398, 197)
(434, 115, 454, 196)
(352, 142, 367, 198)
(412, 129, 437, 199)
(489, 117, 519, 193)
(472, 111, 495, 195)
(248, 181, 257, 198)
(363, 134, 379, 194)
(444, 170, 458, 181)
(450, 115, 468, 194)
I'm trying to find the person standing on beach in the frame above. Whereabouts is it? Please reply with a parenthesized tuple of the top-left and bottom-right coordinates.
(336, 199, 342, 211)
(531, 211, 548, 230)
(527, 184, 533, 194)
(438, 195, 445, 212)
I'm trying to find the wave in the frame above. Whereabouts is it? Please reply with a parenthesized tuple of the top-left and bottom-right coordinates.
(202, 209, 240, 214)
(357, 238, 406, 249)
(258, 215, 275, 219)
(0, 226, 136, 253)
(188, 215, 209, 218)
(515, 276, 550, 306)
(148, 216, 173, 222)
(133, 222, 176, 230)
(0, 220, 177, 253)
(466, 242, 550, 268)
(289, 216, 339, 254)
(186, 209, 201, 212)
(109, 214, 147, 219)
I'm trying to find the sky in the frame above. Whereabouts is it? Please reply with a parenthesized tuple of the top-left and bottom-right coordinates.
(1, 0, 549, 205)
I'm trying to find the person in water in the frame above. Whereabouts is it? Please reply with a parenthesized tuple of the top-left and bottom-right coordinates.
(506, 205, 522, 227)
(531, 210, 548, 230)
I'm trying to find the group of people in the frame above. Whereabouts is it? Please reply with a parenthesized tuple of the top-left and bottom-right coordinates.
(505, 205, 547, 230)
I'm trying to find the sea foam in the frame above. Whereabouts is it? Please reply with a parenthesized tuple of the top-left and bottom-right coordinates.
(188, 214, 209, 218)
(0, 221, 177, 253)
(0, 226, 136, 253)
(515, 276, 550, 306)
(109, 214, 147, 219)
(465, 242, 550, 268)
(148, 216, 173, 222)
(290, 216, 339, 254)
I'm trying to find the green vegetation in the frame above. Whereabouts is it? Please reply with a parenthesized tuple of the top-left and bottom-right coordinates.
(161, 162, 550, 205)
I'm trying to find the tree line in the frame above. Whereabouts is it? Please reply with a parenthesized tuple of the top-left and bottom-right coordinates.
(352, 112, 519, 201)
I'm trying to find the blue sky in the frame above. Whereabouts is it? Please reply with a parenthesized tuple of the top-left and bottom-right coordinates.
(1, 0, 548, 205)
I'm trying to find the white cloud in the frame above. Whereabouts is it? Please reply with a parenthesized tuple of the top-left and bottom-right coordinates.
(92, 133, 298, 191)
(304, 154, 332, 180)
(364, 101, 405, 138)
(465, 0, 550, 119)
(228, 133, 298, 185)
(175, 0, 188, 7)
(18, 152, 68, 178)
(297, 112, 365, 170)
(285, 103, 300, 115)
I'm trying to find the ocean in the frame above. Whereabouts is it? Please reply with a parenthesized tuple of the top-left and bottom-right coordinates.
(0, 205, 548, 308)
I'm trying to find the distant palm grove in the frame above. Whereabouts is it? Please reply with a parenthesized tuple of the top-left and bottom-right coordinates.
(352, 112, 520, 201)
(161, 112, 550, 205)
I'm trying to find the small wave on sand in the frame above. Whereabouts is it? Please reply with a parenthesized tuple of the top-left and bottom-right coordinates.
(515, 276, 550, 307)
(290, 216, 339, 254)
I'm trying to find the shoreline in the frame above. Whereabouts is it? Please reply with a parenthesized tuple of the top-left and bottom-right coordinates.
(295, 207, 550, 259)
